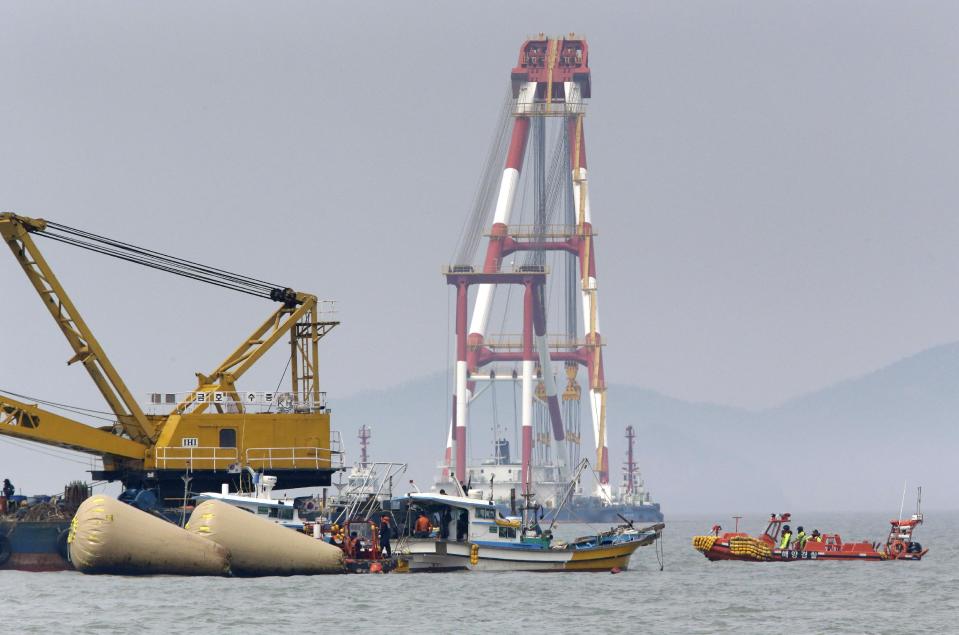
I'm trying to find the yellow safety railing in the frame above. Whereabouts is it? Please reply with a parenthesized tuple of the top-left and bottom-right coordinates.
(245, 447, 344, 470)
(154, 446, 238, 470)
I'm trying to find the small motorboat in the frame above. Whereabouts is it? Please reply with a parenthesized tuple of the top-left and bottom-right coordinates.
(693, 508, 928, 562)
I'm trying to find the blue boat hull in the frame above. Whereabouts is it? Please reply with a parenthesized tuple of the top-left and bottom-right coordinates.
(0, 521, 72, 571)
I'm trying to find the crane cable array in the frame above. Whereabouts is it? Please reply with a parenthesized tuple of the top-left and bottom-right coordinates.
(452, 87, 515, 266)
(35, 221, 294, 303)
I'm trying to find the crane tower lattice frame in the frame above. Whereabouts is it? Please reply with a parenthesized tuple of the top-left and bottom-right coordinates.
(443, 34, 611, 498)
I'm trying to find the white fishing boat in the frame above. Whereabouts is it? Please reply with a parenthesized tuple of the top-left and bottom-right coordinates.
(393, 491, 662, 572)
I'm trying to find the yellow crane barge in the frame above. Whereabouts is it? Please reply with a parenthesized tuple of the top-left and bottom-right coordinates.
(0, 213, 340, 504)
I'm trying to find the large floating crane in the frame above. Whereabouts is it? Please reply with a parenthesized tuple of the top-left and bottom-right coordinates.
(0, 213, 340, 501)
(439, 34, 614, 502)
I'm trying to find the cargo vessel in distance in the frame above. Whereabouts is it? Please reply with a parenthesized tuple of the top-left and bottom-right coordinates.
(434, 425, 662, 524)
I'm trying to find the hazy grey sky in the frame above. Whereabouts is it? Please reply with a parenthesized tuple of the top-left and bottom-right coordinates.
(2, 0, 958, 484)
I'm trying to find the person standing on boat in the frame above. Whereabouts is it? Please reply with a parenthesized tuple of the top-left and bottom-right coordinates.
(348, 531, 363, 557)
(778, 525, 792, 550)
(794, 526, 808, 550)
(439, 507, 452, 540)
(810, 529, 823, 542)
(379, 515, 392, 557)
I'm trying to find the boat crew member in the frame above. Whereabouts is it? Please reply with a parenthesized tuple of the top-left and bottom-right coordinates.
(348, 531, 363, 557)
(811, 529, 822, 542)
(456, 510, 468, 542)
(414, 512, 431, 537)
(795, 526, 807, 550)
(2, 479, 13, 500)
(779, 525, 792, 550)
(439, 507, 452, 540)
(379, 515, 392, 557)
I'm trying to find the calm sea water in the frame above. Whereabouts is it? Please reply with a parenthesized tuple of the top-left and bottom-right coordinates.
(2, 511, 955, 634)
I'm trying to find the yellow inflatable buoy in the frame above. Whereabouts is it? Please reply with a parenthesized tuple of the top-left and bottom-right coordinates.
(186, 500, 344, 576)
(69, 496, 230, 576)
(470, 543, 479, 566)
(692, 535, 718, 553)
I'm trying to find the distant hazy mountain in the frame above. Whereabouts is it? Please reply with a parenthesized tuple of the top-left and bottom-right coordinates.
(333, 343, 959, 515)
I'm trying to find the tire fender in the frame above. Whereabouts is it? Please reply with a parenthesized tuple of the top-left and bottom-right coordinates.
(0, 535, 11, 566)
(57, 528, 70, 561)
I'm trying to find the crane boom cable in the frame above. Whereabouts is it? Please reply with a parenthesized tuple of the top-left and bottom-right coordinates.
(38, 232, 269, 295)
(34, 227, 285, 300)
(36, 233, 271, 300)
(40, 223, 279, 290)
(0, 388, 122, 423)
(453, 87, 515, 266)
(43, 221, 280, 290)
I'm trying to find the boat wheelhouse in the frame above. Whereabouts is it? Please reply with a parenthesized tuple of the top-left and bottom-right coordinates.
(195, 474, 304, 530)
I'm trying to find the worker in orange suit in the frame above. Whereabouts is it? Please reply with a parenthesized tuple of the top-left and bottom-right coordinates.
(414, 511, 431, 537)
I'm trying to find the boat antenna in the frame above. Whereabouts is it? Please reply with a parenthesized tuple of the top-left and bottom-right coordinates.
(898, 480, 907, 522)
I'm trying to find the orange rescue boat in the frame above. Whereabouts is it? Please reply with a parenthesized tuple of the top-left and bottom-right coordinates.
(693, 511, 927, 562)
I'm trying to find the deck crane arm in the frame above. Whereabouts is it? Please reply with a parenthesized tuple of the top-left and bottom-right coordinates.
(171, 292, 321, 416)
(0, 214, 156, 444)
(0, 393, 147, 459)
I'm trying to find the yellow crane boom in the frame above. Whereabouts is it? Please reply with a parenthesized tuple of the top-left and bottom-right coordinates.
(0, 213, 340, 501)
(172, 291, 321, 417)
(0, 394, 147, 459)
(0, 214, 155, 444)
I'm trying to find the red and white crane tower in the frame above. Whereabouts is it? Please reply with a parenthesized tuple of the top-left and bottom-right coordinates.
(442, 34, 612, 500)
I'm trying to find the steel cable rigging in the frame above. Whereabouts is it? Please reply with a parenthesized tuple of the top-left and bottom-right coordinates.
(453, 88, 515, 266)
(35, 221, 293, 302)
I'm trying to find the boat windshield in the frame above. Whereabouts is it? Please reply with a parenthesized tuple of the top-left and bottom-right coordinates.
(257, 505, 294, 520)
(347, 522, 375, 540)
